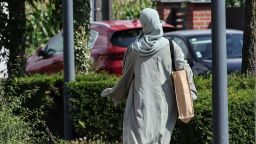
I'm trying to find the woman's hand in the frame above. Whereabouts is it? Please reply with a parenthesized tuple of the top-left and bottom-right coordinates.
(101, 88, 112, 97)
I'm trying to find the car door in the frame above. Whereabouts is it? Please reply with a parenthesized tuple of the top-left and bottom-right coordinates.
(165, 35, 210, 75)
(26, 32, 64, 74)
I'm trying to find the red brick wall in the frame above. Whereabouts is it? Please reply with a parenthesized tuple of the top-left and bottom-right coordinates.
(156, 2, 212, 30)
(186, 3, 211, 29)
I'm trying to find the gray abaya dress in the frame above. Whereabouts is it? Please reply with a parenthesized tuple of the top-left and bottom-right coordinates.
(101, 8, 197, 144)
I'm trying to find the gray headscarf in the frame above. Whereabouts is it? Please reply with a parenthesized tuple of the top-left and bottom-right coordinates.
(131, 8, 169, 56)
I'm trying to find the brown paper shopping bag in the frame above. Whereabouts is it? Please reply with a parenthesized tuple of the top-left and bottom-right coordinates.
(169, 40, 194, 123)
(172, 70, 194, 123)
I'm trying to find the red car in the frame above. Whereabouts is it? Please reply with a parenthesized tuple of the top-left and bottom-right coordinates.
(26, 20, 174, 75)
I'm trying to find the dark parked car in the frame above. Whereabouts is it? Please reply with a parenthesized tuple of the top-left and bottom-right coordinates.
(164, 29, 243, 75)
(26, 20, 174, 75)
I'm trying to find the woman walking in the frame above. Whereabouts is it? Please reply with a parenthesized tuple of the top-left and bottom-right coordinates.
(101, 8, 197, 144)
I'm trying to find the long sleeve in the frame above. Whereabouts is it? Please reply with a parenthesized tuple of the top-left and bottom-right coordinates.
(172, 41, 197, 100)
(101, 47, 135, 105)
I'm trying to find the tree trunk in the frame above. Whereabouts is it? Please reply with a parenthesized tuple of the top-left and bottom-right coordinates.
(7, 0, 26, 78)
(242, 0, 256, 75)
(73, 0, 92, 73)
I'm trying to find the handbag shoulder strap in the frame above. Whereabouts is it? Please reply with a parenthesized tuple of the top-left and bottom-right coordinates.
(169, 39, 176, 71)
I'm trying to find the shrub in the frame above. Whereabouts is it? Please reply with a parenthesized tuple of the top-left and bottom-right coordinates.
(7, 73, 255, 143)
(5, 73, 64, 138)
(0, 104, 33, 144)
(6, 73, 117, 138)
(69, 80, 124, 141)
(0, 82, 33, 144)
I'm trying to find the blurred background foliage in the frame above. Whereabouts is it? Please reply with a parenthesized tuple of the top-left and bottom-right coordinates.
(25, 0, 62, 55)
(112, 0, 155, 20)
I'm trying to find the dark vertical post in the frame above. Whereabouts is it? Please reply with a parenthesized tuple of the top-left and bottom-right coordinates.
(91, 0, 95, 21)
(95, 0, 102, 21)
(63, 0, 75, 139)
(102, 0, 112, 20)
(108, 0, 112, 20)
(211, 0, 229, 144)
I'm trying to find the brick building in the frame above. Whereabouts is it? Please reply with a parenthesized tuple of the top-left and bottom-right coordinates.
(155, 0, 212, 30)
(155, 0, 245, 30)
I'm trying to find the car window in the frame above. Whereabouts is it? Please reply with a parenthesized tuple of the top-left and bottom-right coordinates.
(45, 33, 63, 55)
(111, 29, 141, 47)
(43, 30, 99, 56)
(226, 34, 243, 58)
(93, 33, 108, 48)
(188, 34, 243, 59)
(189, 36, 212, 59)
(88, 30, 98, 49)
(172, 36, 189, 59)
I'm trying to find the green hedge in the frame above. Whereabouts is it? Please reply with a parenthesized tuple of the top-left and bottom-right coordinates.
(5, 73, 118, 138)
(0, 103, 33, 143)
(7, 73, 255, 143)
(5, 73, 64, 137)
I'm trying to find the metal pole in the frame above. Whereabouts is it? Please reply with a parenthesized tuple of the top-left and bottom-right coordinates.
(91, 0, 95, 21)
(101, 0, 112, 20)
(95, 0, 102, 21)
(211, 0, 229, 144)
(63, 0, 75, 139)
